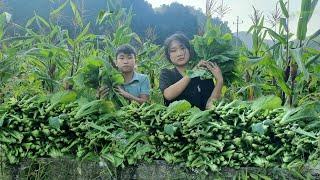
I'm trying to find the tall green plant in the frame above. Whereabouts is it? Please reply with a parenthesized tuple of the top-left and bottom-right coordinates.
(137, 41, 168, 104)
(189, 19, 238, 85)
(265, 0, 320, 106)
(237, 7, 269, 101)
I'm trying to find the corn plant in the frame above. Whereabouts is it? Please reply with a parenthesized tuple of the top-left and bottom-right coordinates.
(234, 7, 270, 101)
(237, 0, 320, 106)
(137, 41, 168, 104)
(264, 0, 320, 106)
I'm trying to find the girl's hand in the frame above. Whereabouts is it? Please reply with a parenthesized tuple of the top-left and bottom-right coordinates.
(199, 61, 223, 83)
(194, 60, 207, 70)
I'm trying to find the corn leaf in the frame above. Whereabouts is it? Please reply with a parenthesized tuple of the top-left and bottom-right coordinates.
(26, 16, 36, 28)
(75, 22, 91, 43)
(265, 27, 286, 44)
(290, 48, 309, 81)
(36, 15, 50, 29)
(306, 29, 320, 46)
(280, 103, 319, 125)
(50, 0, 69, 18)
(305, 53, 320, 67)
(70, 0, 83, 28)
(0, 112, 7, 127)
(291, 128, 317, 139)
(297, 0, 314, 40)
(279, 0, 289, 18)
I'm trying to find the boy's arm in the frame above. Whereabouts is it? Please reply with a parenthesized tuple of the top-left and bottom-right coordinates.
(116, 87, 149, 104)
(116, 75, 150, 104)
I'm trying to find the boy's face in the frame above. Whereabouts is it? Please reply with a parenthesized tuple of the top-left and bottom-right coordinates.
(116, 53, 136, 73)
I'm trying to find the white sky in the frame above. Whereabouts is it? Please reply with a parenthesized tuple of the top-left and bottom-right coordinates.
(146, 0, 320, 36)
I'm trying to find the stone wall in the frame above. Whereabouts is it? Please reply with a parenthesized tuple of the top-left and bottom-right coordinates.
(1, 158, 319, 180)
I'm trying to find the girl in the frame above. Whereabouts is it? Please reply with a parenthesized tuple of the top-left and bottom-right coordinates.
(160, 33, 223, 110)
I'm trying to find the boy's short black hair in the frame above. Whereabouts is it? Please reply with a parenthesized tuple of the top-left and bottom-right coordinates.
(116, 44, 136, 58)
(164, 33, 194, 61)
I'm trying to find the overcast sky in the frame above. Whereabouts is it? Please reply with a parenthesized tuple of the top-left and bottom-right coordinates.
(146, 0, 320, 35)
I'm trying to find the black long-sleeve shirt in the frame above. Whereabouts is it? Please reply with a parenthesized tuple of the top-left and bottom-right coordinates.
(159, 68, 214, 110)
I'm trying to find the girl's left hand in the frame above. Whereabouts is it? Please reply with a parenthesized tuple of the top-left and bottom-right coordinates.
(200, 61, 223, 82)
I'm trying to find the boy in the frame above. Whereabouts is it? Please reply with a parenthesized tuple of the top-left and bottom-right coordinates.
(98, 44, 150, 104)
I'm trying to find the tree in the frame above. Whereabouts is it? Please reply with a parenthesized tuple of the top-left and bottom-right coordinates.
(153, 3, 198, 44)
(3, 0, 232, 44)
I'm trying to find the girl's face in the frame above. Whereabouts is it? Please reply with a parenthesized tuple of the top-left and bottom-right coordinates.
(168, 40, 190, 67)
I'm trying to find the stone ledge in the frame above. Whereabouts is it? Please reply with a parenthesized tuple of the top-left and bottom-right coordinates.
(1, 158, 319, 180)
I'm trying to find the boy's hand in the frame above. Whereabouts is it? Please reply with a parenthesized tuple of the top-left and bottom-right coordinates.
(96, 86, 110, 99)
(116, 86, 132, 99)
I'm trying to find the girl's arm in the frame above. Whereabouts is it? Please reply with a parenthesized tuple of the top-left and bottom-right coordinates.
(202, 62, 224, 109)
(163, 76, 191, 100)
(206, 80, 223, 109)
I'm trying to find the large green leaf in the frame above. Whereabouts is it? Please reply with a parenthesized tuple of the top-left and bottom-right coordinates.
(190, 22, 237, 83)
(25, 16, 36, 28)
(290, 48, 309, 81)
(280, 102, 319, 125)
(292, 128, 317, 139)
(75, 23, 92, 43)
(297, 0, 310, 40)
(75, 100, 102, 119)
(305, 53, 320, 67)
(306, 29, 320, 46)
(167, 100, 192, 113)
(102, 153, 124, 167)
(251, 95, 282, 111)
(96, 10, 112, 25)
(36, 14, 50, 29)
(251, 120, 270, 135)
(70, 0, 83, 28)
(50, 91, 77, 105)
(186, 69, 207, 78)
(265, 27, 286, 44)
(0, 15, 5, 40)
(279, 0, 289, 18)
(280, 18, 288, 32)
(49, 116, 63, 130)
(0, 12, 11, 40)
(84, 56, 104, 67)
(248, 56, 265, 64)
(88, 122, 113, 134)
(265, 63, 291, 95)
(110, 70, 124, 85)
(297, 0, 318, 40)
(50, 0, 69, 18)
(0, 112, 7, 127)
(164, 124, 178, 136)
(309, 0, 319, 22)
